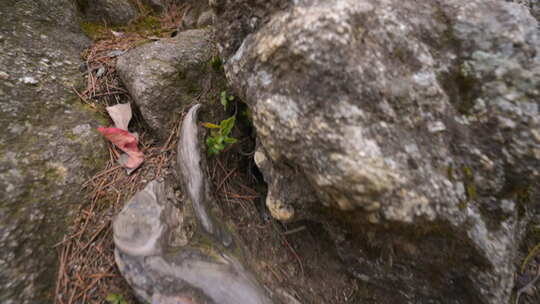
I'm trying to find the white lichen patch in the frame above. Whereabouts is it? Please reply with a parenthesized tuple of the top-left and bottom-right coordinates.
(255, 33, 286, 63)
(266, 196, 295, 222)
(383, 189, 434, 222)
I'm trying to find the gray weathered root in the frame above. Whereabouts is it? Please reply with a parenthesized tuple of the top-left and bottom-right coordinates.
(113, 104, 273, 304)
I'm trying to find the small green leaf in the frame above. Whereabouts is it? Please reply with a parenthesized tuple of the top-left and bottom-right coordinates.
(106, 294, 117, 302)
(205, 115, 238, 155)
(106, 293, 126, 304)
(224, 137, 238, 144)
(220, 116, 236, 136)
(220, 91, 228, 110)
(211, 56, 223, 71)
(203, 122, 220, 129)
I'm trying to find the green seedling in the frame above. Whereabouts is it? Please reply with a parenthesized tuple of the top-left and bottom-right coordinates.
(106, 293, 127, 304)
(210, 56, 223, 72)
(203, 116, 238, 155)
(220, 90, 235, 110)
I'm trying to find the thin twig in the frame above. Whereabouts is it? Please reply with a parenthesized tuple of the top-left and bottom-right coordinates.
(516, 267, 540, 304)
(283, 226, 306, 235)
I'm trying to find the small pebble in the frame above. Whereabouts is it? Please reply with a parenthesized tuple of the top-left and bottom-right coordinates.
(96, 66, 106, 78)
(78, 63, 88, 73)
(364, 201, 381, 212)
(0, 71, 9, 80)
(497, 116, 517, 129)
(107, 50, 125, 58)
(367, 212, 380, 224)
(111, 30, 125, 38)
(20, 76, 38, 85)
(427, 120, 446, 133)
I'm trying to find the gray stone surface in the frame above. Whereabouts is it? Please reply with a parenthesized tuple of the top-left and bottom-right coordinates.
(77, 0, 139, 26)
(197, 10, 216, 28)
(220, 0, 540, 303)
(181, 7, 199, 29)
(508, 0, 540, 20)
(142, 0, 166, 11)
(116, 29, 218, 140)
(0, 1, 107, 303)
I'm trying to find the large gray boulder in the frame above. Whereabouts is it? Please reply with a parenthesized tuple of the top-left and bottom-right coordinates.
(0, 1, 107, 303)
(218, 0, 540, 303)
(76, 0, 139, 26)
(117, 29, 220, 140)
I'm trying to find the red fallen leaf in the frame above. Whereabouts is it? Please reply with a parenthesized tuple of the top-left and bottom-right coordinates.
(97, 127, 144, 169)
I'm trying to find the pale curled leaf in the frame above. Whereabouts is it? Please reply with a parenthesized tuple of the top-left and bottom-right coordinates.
(106, 103, 132, 131)
(111, 30, 124, 38)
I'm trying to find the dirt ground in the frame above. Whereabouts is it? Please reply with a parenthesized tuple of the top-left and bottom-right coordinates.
(204, 148, 362, 304)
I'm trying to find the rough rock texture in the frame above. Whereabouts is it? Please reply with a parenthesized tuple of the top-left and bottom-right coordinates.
(219, 0, 540, 303)
(0, 0, 107, 303)
(76, 0, 139, 26)
(113, 106, 274, 304)
(181, 1, 213, 29)
(117, 29, 219, 140)
(142, 0, 209, 13)
(141, 0, 166, 11)
(197, 10, 216, 28)
(212, 0, 290, 59)
(509, 0, 540, 20)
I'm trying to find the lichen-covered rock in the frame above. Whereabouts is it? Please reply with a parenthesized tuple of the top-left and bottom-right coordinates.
(0, 1, 107, 303)
(76, 0, 139, 26)
(116, 29, 219, 140)
(219, 0, 540, 303)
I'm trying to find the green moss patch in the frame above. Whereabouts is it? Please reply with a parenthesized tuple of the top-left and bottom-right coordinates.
(80, 21, 112, 40)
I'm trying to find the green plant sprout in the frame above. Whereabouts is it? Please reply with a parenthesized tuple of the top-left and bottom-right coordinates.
(106, 293, 127, 304)
(220, 90, 235, 110)
(210, 56, 223, 72)
(203, 116, 238, 155)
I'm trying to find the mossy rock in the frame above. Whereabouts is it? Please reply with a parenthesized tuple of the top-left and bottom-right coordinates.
(0, 0, 108, 302)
